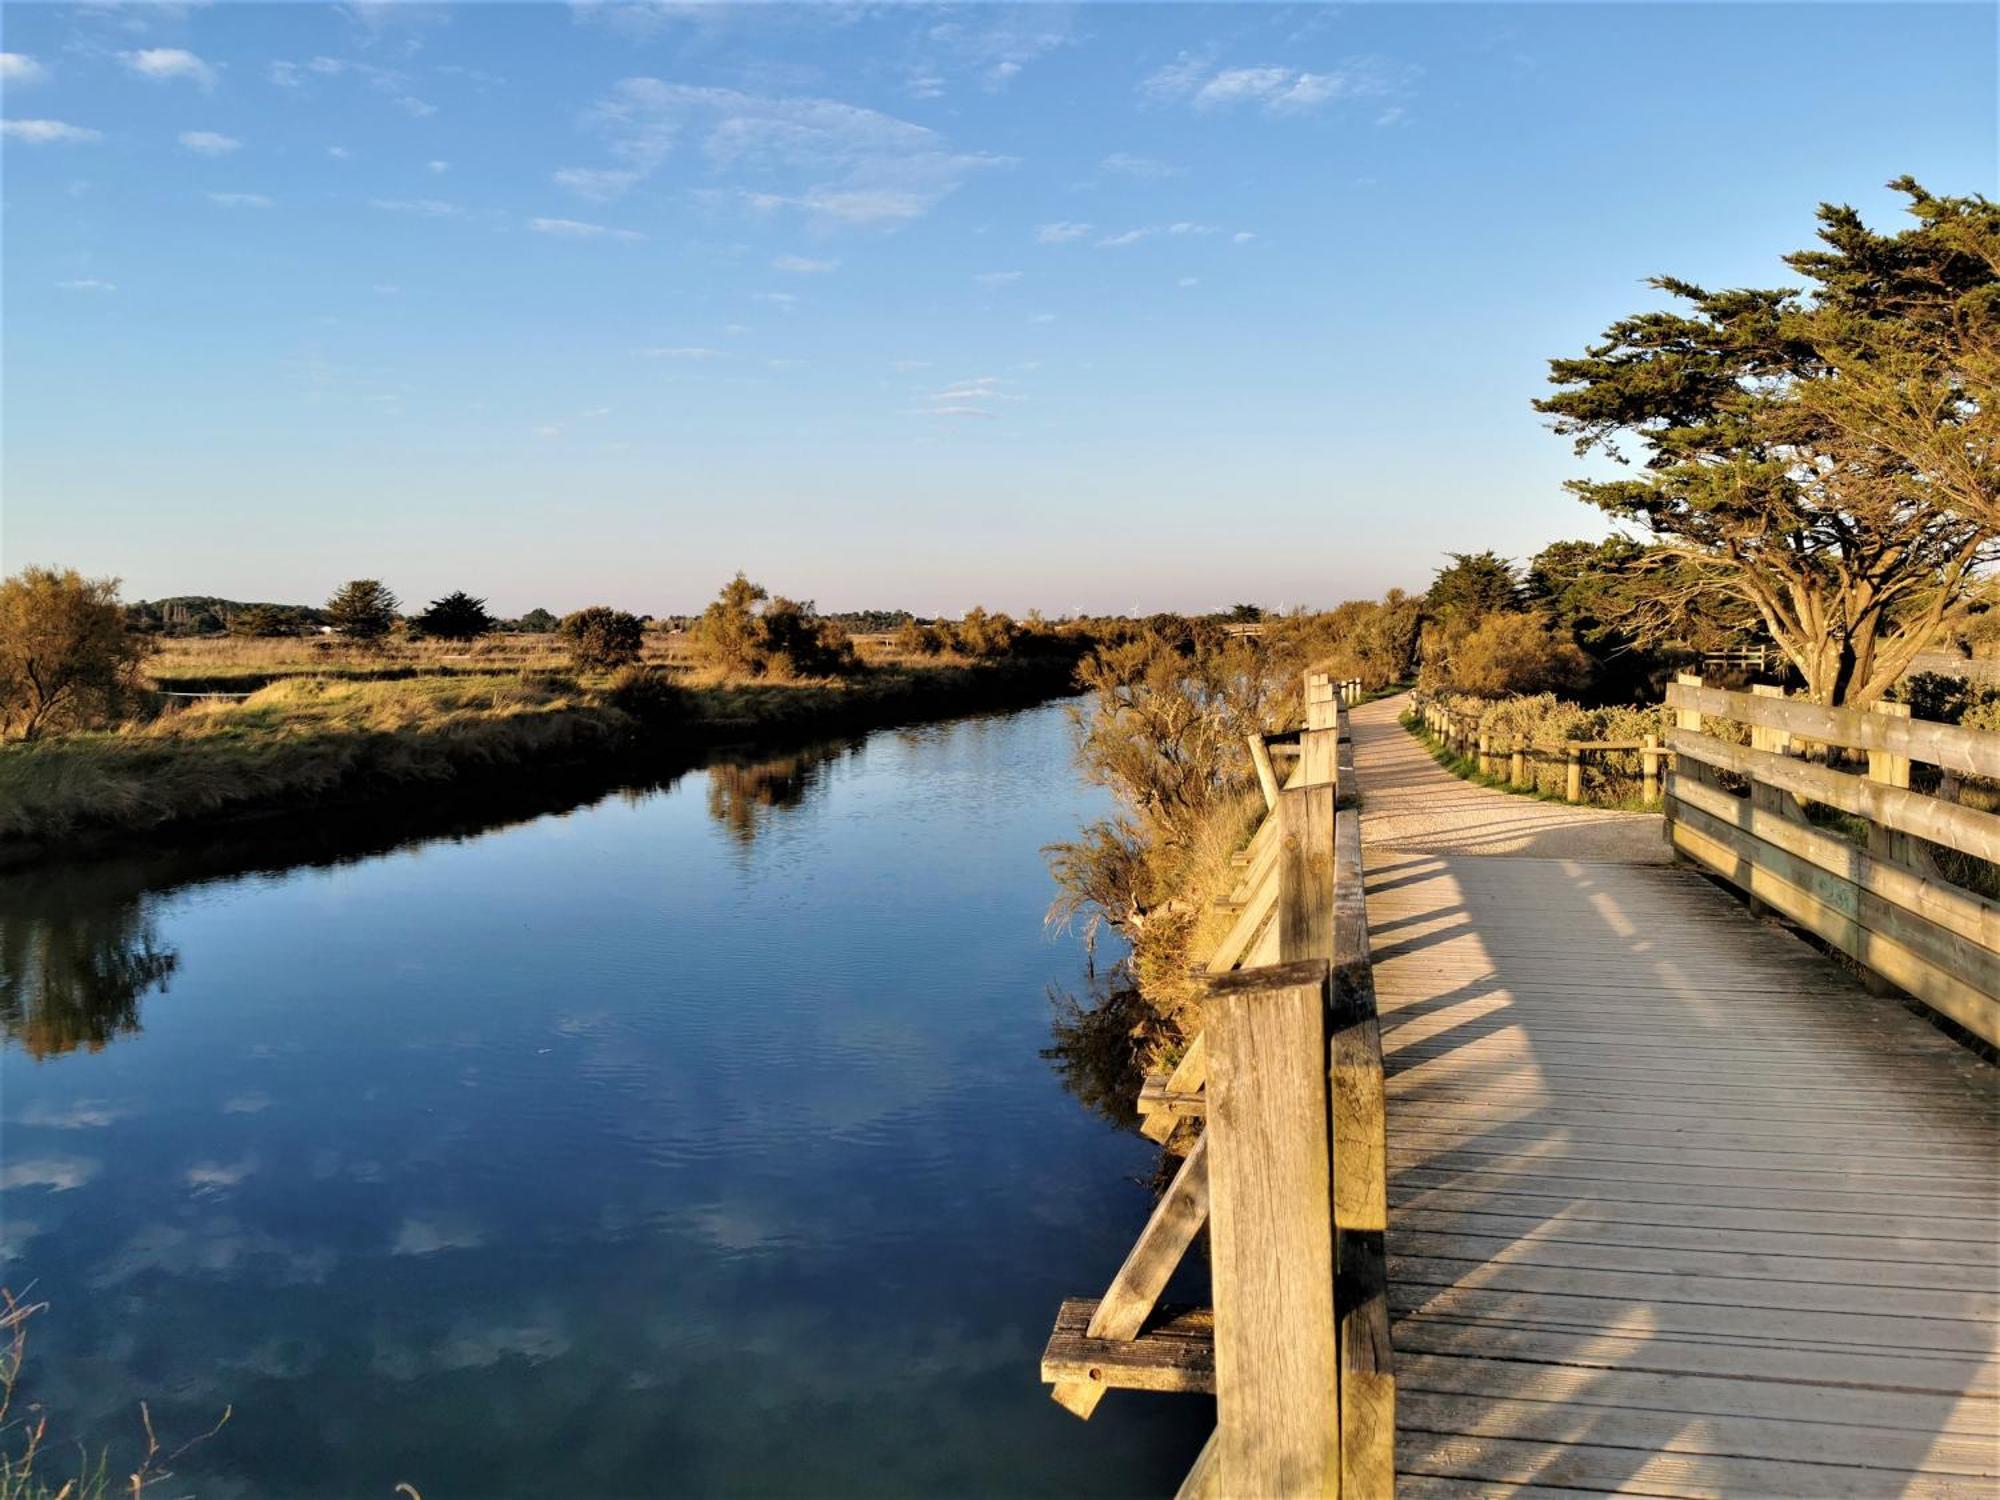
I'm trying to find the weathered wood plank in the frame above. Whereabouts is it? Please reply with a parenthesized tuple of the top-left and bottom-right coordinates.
(1331, 801, 1394, 1500)
(1139, 1031, 1207, 1143)
(1203, 958, 1339, 1498)
(1050, 1131, 1213, 1417)
(1042, 1297, 1216, 1394)
(1667, 679, 2000, 779)
(1669, 727, 2000, 862)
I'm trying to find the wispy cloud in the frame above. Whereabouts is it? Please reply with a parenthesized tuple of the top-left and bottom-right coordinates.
(208, 191, 273, 208)
(370, 196, 457, 216)
(584, 78, 1008, 229)
(56, 278, 116, 292)
(1, 119, 100, 144)
(634, 345, 722, 360)
(1141, 53, 1410, 117)
(772, 254, 837, 273)
(1100, 151, 1179, 179)
(751, 291, 799, 308)
(119, 48, 217, 89)
(398, 95, 438, 118)
(427, 158, 449, 173)
(1036, 221, 1092, 244)
(178, 129, 240, 155)
(530, 216, 644, 241)
(921, 373, 1022, 419)
(974, 270, 1022, 288)
(1233, 230, 1256, 244)
(1178, 276, 1200, 288)
(553, 166, 638, 203)
(0, 53, 46, 85)
(919, 16, 1073, 94)
(328, 144, 352, 160)
(1094, 221, 1218, 249)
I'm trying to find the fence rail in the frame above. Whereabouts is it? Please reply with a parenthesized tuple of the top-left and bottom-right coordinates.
(1417, 697, 1673, 804)
(1041, 671, 1393, 1499)
(1664, 673, 2000, 1047)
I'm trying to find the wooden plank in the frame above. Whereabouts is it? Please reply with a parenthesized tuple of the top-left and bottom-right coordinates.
(1400, 1380, 1998, 1475)
(1670, 727, 2000, 862)
(1667, 679, 2000, 779)
(1140, 1031, 1208, 1143)
(1249, 733, 1281, 812)
(1390, 1316, 2000, 1399)
(1668, 769, 2000, 951)
(1203, 958, 1339, 1498)
(1398, 1415, 1990, 1495)
(1278, 782, 1337, 962)
(1331, 801, 1395, 1500)
(1042, 1297, 1215, 1394)
(1203, 858, 1278, 975)
(1050, 1132, 1213, 1417)
(1669, 810, 2000, 1046)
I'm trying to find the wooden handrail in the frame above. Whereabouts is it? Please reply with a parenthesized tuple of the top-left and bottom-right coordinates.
(1663, 672, 2000, 1047)
(1047, 670, 1395, 1498)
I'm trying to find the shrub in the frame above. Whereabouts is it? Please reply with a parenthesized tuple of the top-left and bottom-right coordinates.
(605, 664, 686, 723)
(413, 591, 496, 641)
(893, 619, 945, 656)
(227, 604, 292, 638)
(558, 607, 644, 670)
(951, 605, 1020, 658)
(690, 573, 769, 675)
(1444, 612, 1593, 697)
(0, 567, 151, 741)
(325, 579, 399, 640)
(688, 574, 856, 679)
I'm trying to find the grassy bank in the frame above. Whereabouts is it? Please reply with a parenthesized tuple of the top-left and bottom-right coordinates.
(0, 655, 1079, 858)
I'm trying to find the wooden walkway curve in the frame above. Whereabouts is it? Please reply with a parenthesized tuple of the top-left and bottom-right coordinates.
(1353, 694, 2000, 1497)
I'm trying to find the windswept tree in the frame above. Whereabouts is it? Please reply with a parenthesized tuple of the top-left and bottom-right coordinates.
(325, 579, 399, 640)
(691, 573, 769, 675)
(514, 607, 559, 634)
(0, 567, 151, 741)
(558, 607, 644, 670)
(413, 591, 496, 641)
(1427, 552, 1522, 625)
(227, 603, 291, 638)
(1537, 179, 1998, 705)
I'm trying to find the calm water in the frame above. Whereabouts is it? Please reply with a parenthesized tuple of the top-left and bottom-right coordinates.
(0, 703, 1211, 1498)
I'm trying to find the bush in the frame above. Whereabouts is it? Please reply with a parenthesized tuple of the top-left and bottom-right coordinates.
(951, 606, 1020, 658)
(559, 607, 644, 670)
(605, 664, 686, 723)
(0, 567, 151, 741)
(1417, 688, 1668, 804)
(893, 619, 946, 656)
(688, 574, 856, 679)
(1441, 612, 1593, 697)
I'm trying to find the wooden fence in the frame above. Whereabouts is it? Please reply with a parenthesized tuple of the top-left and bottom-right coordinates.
(1417, 697, 1670, 804)
(1665, 673, 2000, 1048)
(1041, 672, 1393, 1498)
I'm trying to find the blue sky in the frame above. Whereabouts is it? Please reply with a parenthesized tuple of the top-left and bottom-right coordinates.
(2, 2, 1993, 616)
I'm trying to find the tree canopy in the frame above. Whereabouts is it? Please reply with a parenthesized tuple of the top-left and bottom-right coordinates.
(1537, 179, 1997, 705)
(325, 579, 399, 640)
(413, 591, 496, 641)
(0, 567, 150, 741)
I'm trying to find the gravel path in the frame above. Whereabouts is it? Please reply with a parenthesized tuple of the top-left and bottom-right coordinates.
(1351, 693, 1670, 863)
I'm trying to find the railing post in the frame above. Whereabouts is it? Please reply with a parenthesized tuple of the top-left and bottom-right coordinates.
(1749, 683, 1794, 825)
(1642, 733, 1660, 803)
(1565, 744, 1582, 804)
(1202, 960, 1339, 1499)
(1477, 731, 1491, 778)
(1867, 699, 1916, 871)
(1509, 739, 1526, 789)
(1248, 734, 1281, 812)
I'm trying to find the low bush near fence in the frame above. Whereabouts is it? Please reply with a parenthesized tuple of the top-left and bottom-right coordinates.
(1410, 689, 1672, 806)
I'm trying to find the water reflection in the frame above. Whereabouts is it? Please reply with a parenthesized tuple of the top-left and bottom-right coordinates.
(1043, 965, 1152, 1134)
(0, 867, 178, 1059)
(704, 739, 858, 844)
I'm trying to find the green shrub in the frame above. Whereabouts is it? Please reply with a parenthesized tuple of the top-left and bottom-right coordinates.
(558, 607, 644, 670)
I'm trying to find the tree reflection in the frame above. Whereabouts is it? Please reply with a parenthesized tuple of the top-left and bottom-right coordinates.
(0, 871, 178, 1060)
(705, 740, 857, 844)
(1042, 963, 1158, 1134)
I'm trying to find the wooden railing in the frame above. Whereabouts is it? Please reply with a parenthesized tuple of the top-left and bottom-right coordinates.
(1418, 697, 1672, 804)
(1041, 672, 1394, 1498)
(1665, 673, 2000, 1047)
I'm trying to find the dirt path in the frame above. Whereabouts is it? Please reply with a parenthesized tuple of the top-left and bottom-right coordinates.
(1351, 693, 1670, 863)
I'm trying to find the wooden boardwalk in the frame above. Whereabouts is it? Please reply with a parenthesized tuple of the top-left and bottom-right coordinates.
(1353, 696, 2000, 1497)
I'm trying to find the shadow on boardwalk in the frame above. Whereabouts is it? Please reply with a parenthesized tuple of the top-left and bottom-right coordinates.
(1350, 696, 2000, 1496)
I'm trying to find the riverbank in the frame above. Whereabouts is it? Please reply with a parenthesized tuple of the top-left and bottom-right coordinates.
(0, 655, 1081, 862)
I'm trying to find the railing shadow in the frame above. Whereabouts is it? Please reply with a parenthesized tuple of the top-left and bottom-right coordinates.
(1366, 846, 1999, 1492)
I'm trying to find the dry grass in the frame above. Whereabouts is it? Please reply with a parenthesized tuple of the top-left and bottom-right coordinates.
(1, 654, 1078, 848)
